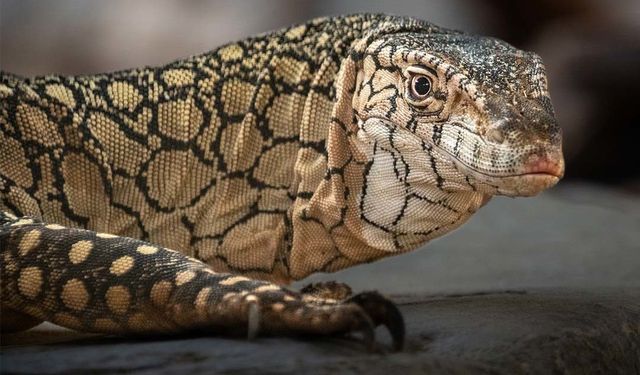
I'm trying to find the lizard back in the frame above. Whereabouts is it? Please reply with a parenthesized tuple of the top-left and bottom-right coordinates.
(1, 15, 442, 282)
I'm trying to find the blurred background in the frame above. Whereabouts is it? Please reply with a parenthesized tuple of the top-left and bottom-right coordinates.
(1, 0, 639, 192)
(1, 1, 639, 293)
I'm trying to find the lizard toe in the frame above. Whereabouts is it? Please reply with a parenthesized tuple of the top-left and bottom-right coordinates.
(300, 281, 353, 301)
(253, 295, 379, 349)
(347, 292, 405, 351)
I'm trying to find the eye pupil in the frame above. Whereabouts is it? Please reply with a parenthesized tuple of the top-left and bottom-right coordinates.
(413, 76, 431, 96)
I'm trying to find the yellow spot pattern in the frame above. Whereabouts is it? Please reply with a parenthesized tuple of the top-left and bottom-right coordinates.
(69, 240, 93, 264)
(110, 256, 135, 276)
(195, 287, 211, 311)
(137, 245, 159, 255)
(105, 285, 131, 315)
(61, 279, 89, 311)
(18, 229, 40, 256)
(219, 276, 250, 286)
(17, 266, 43, 298)
(175, 270, 196, 286)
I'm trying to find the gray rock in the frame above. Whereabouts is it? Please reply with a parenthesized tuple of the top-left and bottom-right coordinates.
(2, 184, 639, 374)
(2, 290, 639, 374)
(297, 183, 640, 294)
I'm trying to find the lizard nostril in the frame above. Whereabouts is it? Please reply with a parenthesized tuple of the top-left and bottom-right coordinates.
(486, 128, 505, 144)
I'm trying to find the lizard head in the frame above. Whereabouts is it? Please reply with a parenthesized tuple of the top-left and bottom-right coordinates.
(351, 31, 564, 197)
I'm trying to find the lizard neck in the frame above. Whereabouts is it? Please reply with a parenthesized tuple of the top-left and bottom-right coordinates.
(287, 52, 489, 281)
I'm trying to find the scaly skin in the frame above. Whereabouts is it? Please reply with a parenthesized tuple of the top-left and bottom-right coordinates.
(0, 14, 563, 349)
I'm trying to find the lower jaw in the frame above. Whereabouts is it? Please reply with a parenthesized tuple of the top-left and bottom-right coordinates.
(479, 173, 561, 197)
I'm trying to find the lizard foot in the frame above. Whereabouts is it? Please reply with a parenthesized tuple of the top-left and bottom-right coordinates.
(249, 289, 404, 351)
(299, 283, 403, 349)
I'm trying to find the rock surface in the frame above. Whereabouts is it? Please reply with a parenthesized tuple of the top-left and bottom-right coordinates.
(297, 183, 640, 294)
(2, 290, 640, 374)
(2, 184, 640, 374)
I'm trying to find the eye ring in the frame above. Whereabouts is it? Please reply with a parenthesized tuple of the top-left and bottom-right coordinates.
(409, 74, 432, 100)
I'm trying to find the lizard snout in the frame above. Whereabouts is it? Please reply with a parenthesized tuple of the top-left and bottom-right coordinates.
(525, 155, 564, 178)
(523, 151, 564, 178)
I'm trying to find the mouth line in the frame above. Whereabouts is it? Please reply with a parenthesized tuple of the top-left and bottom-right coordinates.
(360, 116, 562, 180)
(437, 147, 562, 179)
(460, 165, 561, 179)
(502, 172, 561, 179)
(515, 171, 561, 178)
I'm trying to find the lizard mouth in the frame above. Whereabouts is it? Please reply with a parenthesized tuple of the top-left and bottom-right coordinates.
(440, 148, 564, 197)
(424, 121, 565, 196)
(495, 173, 561, 197)
(432, 142, 564, 196)
(358, 116, 563, 197)
(521, 154, 564, 178)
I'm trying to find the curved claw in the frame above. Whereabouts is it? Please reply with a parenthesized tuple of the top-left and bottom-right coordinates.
(247, 302, 261, 340)
(347, 292, 405, 351)
(353, 312, 376, 351)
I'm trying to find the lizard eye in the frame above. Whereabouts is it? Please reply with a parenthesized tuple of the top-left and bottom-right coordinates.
(403, 66, 442, 111)
(410, 74, 432, 99)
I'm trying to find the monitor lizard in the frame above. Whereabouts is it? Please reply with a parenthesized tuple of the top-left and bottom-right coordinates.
(0, 14, 564, 350)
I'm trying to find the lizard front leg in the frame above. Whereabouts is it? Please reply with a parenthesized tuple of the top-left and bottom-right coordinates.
(0, 213, 404, 349)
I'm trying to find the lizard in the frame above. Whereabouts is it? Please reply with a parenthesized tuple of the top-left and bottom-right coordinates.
(0, 14, 564, 350)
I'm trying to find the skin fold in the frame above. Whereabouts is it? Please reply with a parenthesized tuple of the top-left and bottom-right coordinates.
(0, 14, 563, 349)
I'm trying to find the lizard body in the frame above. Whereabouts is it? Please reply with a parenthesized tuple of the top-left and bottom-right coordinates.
(0, 14, 563, 348)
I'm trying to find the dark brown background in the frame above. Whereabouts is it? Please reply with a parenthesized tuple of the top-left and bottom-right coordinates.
(1, 0, 639, 193)
(1, 5, 639, 372)
(1, 1, 639, 293)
